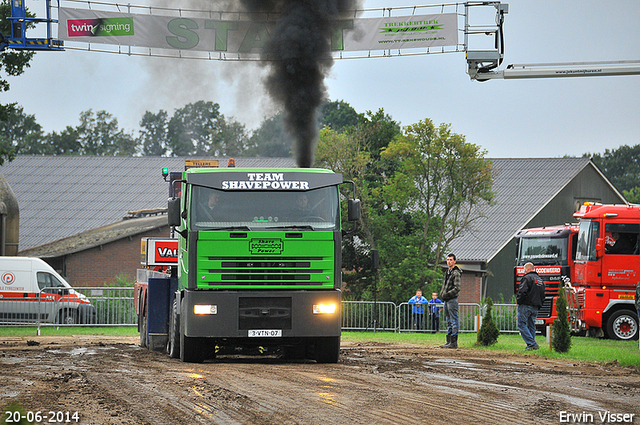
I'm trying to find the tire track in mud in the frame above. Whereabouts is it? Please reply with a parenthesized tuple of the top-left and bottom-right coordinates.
(2, 339, 639, 425)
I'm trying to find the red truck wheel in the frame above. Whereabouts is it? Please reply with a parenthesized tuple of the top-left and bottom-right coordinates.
(606, 310, 639, 340)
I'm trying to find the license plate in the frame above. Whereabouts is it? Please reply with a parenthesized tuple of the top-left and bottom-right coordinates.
(248, 329, 282, 337)
(535, 319, 544, 325)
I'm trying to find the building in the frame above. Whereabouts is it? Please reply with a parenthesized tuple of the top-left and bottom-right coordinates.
(449, 157, 625, 303)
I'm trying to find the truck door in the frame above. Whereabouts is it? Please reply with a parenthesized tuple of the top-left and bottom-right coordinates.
(602, 223, 640, 287)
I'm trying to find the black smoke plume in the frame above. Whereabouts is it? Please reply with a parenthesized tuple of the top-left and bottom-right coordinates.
(240, 0, 361, 167)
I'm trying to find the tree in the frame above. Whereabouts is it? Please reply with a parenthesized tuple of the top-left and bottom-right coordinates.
(552, 285, 572, 353)
(0, 103, 42, 160)
(246, 112, 291, 158)
(320, 100, 359, 132)
(0, 0, 35, 93)
(381, 119, 495, 272)
(477, 297, 500, 346)
(591, 145, 640, 194)
(1, 0, 36, 165)
(167, 101, 220, 156)
(139, 110, 168, 156)
(76, 110, 137, 156)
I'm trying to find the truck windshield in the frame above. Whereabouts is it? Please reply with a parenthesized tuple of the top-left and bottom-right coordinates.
(190, 186, 340, 231)
(518, 237, 568, 265)
(576, 220, 599, 262)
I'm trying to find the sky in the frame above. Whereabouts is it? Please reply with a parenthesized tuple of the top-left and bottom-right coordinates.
(3, 0, 640, 159)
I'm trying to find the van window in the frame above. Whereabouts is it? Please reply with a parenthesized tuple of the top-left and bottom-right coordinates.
(37, 272, 66, 291)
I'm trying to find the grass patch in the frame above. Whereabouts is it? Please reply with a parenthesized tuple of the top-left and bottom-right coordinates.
(0, 326, 139, 337)
(342, 331, 640, 368)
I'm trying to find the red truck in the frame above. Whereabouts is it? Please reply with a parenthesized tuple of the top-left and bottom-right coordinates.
(570, 203, 639, 340)
(514, 224, 579, 330)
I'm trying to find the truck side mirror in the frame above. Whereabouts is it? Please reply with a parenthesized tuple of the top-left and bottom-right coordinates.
(348, 198, 361, 221)
(168, 197, 181, 227)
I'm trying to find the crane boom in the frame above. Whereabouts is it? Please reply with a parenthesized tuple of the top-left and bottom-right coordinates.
(470, 60, 640, 81)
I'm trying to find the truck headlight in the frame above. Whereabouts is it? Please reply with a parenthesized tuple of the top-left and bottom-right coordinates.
(313, 304, 336, 314)
(194, 305, 217, 315)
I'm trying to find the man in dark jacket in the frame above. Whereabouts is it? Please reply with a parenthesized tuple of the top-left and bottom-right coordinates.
(517, 262, 546, 350)
(439, 253, 461, 349)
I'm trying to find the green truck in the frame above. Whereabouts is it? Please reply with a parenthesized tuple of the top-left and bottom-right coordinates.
(138, 161, 359, 363)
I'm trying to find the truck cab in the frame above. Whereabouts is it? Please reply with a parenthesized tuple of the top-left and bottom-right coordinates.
(573, 203, 639, 340)
(514, 225, 578, 329)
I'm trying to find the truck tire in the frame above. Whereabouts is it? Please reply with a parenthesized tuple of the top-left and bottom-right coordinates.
(138, 299, 147, 348)
(606, 309, 639, 340)
(314, 336, 340, 364)
(180, 333, 206, 363)
(168, 300, 180, 358)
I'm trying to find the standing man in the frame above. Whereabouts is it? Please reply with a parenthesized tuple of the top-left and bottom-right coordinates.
(517, 262, 545, 351)
(408, 289, 428, 330)
(439, 254, 461, 349)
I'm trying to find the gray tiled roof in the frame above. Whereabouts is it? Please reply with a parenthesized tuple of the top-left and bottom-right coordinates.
(448, 157, 612, 262)
(0, 156, 295, 251)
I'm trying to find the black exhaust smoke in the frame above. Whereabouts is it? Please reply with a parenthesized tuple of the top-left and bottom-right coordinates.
(240, 0, 361, 168)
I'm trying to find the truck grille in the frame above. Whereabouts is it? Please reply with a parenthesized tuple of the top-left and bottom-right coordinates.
(204, 256, 328, 286)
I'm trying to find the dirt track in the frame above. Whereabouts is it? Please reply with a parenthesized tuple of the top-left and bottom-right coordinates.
(1, 336, 639, 425)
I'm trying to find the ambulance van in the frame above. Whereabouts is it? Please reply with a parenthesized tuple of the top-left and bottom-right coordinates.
(0, 257, 96, 324)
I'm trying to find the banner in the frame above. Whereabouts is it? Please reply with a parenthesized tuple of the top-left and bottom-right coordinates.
(58, 8, 458, 53)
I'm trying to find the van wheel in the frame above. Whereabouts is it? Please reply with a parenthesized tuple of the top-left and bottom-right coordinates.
(59, 310, 77, 325)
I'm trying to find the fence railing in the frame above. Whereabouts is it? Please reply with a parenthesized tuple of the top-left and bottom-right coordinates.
(1, 287, 519, 333)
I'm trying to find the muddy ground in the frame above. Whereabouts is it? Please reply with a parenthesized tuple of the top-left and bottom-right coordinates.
(1, 336, 638, 425)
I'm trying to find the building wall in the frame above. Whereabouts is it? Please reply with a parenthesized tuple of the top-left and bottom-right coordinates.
(484, 165, 624, 301)
(59, 226, 170, 287)
(459, 271, 483, 304)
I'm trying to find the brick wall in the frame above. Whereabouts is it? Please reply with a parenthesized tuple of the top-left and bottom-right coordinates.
(459, 271, 483, 304)
(63, 226, 170, 287)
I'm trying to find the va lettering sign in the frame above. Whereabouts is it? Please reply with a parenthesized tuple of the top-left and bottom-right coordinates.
(59, 8, 458, 53)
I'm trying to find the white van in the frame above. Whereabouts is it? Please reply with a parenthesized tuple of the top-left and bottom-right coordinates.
(0, 257, 96, 324)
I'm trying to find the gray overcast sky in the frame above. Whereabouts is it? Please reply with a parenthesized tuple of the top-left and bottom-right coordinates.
(4, 0, 640, 158)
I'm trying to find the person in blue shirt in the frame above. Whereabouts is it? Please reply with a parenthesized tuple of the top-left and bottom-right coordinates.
(408, 289, 428, 330)
(428, 292, 443, 333)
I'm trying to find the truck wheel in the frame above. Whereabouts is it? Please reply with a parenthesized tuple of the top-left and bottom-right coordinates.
(314, 336, 340, 364)
(59, 310, 77, 325)
(168, 300, 180, 358)
(138, 298, 147, 348)
(180, 334, 206, 363)
(606, 310, 639, 340)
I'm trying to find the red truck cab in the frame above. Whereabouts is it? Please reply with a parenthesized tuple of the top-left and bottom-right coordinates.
(572, 203, 639, 340)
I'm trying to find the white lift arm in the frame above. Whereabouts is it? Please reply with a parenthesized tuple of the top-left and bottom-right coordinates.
(469, 59, 640, 82)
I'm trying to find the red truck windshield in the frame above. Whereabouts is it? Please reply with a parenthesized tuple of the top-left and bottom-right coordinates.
(518, 237, 569, 265)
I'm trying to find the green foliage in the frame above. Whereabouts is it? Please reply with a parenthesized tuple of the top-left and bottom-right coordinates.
(591, 145, 640, 194)
(623, 186, 640, 204)
(246, 111, 291, 157)
(477, 297, 500, 346)
(552, 286, 572, 353)
(320, 99, 359, 132)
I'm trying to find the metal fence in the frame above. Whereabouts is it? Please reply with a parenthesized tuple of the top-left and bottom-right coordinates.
(0, 287, 136, 327)
(1, 288, 519, 333)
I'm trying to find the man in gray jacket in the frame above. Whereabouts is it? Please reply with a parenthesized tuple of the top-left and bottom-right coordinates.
(517, 262, 545, 350)
(439, 253, 461, 349)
